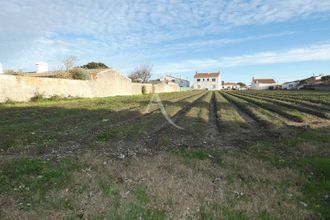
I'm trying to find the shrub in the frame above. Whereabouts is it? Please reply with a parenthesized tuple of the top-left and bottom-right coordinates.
(142, 85, 147, 95)
(30, 92, 44, 102)
(4, 70, 19, 75)
(70, 68, 91, 80)
(81, 62, 108, 69)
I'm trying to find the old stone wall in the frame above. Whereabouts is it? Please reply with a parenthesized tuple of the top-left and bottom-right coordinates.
(0, 69, 180, 102)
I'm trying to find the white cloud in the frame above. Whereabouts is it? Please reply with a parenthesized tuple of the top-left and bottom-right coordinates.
(155, 43, 330, 72)
(0, 0, 330, 70)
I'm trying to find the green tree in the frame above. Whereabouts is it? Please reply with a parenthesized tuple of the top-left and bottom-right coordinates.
(237, 82, 246, 87)
(81, 62, 109, 69)
(321, 75, 330, 84)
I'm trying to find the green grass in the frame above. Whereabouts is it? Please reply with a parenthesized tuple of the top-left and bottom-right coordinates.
(174, 147, 210, 160)
(0, 157, 82, 210)
(97, 178, 165, 219)
(299, 157, 330, 218)
(200, 203, 250, 220)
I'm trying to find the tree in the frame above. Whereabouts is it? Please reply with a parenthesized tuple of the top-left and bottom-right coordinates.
(321, 75, 330, 84)
(81, 62, 108, 69)
(237, 82, 246, 87)
(128, 65, 152, 83)
(63, 56, 78, 71)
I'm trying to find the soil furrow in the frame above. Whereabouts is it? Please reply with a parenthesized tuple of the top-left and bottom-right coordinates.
(209, 92, 221, 133)
(219, 92, 258, 125)
(141, 92, 209, 148)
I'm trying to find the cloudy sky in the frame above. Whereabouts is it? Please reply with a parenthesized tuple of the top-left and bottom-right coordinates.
(1, 0, 330, 84)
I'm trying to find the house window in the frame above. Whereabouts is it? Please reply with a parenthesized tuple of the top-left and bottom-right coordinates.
(207, 78, 209, 81)
(212, 78, 216, 82)
(197, 79, 200, 82)
(197, 85, 201, 89)
(203, 78, 205, 81)
(212, 85, 216, 89)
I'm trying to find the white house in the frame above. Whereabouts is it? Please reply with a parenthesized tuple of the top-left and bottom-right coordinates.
(282, 81, 300, 90)
(223, 82, 240, 90)
(0, 63, 3, 74)
(193, 72, 222, 90)
(250, 78, 277, 90)
(36, 62, 48, 73)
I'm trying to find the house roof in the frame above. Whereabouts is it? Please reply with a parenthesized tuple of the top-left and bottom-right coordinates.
(252, 78, 276, 84)
(194, 72, 220, 78)
(306, 78, 322, 85)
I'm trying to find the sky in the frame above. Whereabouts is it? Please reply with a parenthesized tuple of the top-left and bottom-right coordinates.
(1, 0, 330, 85)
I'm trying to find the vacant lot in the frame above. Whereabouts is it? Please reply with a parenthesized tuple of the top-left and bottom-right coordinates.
(0, 90, 329, 219)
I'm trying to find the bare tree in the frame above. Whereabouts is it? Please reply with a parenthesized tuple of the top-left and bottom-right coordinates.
(63, 56, 78, 71)
(128, 65, 152, 83)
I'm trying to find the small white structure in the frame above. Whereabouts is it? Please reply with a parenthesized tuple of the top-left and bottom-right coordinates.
(161, 75, 190, 88)
(193, 72, 222, 90)
(223, 82, 240, 90)
(0, 63, 3, 74)
(250, 78, 277, 90)
(282, 81, 300, 90)
(36, 62, 48, 73)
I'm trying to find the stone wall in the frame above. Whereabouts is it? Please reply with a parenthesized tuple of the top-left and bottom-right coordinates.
(131, 83, 153, 95)
(0, 69, 180, 102)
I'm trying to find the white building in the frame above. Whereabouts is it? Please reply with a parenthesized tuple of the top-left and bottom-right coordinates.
(36, 62, 48, 73)
(193, 72, 222, 90)
(161, 75, 190, 88)
(282, 81, 300, 90)
(0, 63, 3, 74)
(223, 82, 240, 90)
(250, 78, 277, 90)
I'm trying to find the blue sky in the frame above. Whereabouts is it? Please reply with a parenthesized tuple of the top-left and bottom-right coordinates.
(1, 0, 330, 84)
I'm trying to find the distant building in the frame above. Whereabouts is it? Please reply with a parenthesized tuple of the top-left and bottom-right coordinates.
(193, 72, 222, 90)
(161, 75, 190, 88)
(250, 78, 277, 90)
(282, 80, 300, 90)
(0, 63, 3, 74)
(223, 82, 240, 90)
(36, 62, 48, 73)
(303, 74, 324, 85)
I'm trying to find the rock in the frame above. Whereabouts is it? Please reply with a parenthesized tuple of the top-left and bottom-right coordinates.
(300, 201, 308, 207)
(118, 154, 125, 159)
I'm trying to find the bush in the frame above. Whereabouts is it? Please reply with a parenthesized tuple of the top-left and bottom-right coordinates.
(4, 70, 19, 75)
(81, 62, 108, 69)
(30, 92, 44, 102)
(69, 68, 91, 80)
(142, 85, 147, 95)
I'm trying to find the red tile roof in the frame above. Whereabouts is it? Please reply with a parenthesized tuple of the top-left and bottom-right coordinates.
(252, 79, 276, 84)
(194, 72, 220, 78)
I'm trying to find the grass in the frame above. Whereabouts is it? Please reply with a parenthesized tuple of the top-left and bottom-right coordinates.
(0, 90, 329, 219)
(0, 157, 83, 210)
(215, 92, 248, 130)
